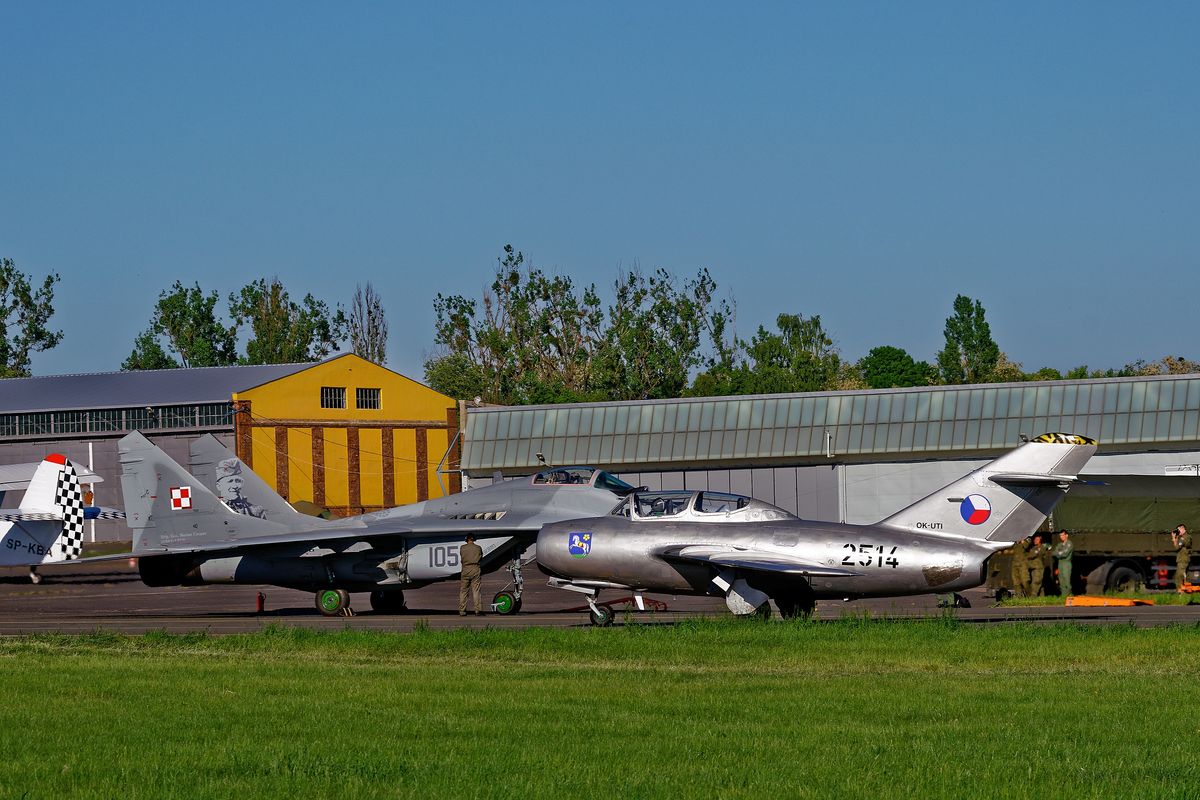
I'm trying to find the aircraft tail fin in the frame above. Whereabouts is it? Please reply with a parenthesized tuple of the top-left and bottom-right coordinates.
(879, 433, 1097, 543)
(187, 434, 330, 524)
(119, 432, 288, 552)
(0, 455, 87, 562)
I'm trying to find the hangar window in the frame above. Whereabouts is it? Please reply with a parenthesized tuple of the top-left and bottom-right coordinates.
(320, 387, 346, 409)
(55, 411, 88, 434)
(356, 388, 381, 410)
(91, 409, 124, 431)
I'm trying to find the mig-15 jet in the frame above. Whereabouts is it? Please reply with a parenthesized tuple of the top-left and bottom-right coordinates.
(116, 431, 637, 615)
(537, 433, 1097, 624)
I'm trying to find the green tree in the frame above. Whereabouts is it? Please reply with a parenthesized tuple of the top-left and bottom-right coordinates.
(1122, 355, 1200, 376)
(425, 245, 604, 403)
(592, 267, 730, 400)
(229, 277, 347, 364)
(424, 245, 732, 403)
(121, 329, 178, 370)
(936, 295, 1000, 384)
(0, 258, 63, 378)
(1025, 366, 1064, 382)
(124, 281, 237, 369)
(857, 346, 935, 389)
(989, 352, 1024, 383)
(737, 313, 842, 394)
(349, 282, 388, 365)
(689, 312, 845, 396)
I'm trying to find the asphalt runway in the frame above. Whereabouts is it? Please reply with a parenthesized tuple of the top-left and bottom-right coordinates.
(2, 561, 1200, 634)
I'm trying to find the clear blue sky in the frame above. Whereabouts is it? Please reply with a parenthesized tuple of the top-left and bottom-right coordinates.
(2, 3, 1197, 381)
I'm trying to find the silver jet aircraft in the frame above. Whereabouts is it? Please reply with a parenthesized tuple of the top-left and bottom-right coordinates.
(537, 433, 1097, 625)
(117, 431, 636, 615)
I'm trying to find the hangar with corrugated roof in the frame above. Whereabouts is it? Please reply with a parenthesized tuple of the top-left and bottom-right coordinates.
(458, 374, 1200, 532)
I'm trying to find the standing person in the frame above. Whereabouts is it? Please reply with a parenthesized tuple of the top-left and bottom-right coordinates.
(1010, 537, 1032, 597)
(458, 534, 484, 616)
(1028, 534, 1050, 597)
(1171, 524, 1191, 592)
(1052, 529, 1074, 595)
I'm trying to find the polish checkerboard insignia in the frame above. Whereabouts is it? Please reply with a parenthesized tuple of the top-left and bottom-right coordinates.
(170, 486, 193, 510)
(55, 462, 86, 559)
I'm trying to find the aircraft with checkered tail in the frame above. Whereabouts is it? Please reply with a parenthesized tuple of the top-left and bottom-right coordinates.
(537, 434, 1098, 625)
(0, 454, 125, 583)
(115, 431, 639, 616)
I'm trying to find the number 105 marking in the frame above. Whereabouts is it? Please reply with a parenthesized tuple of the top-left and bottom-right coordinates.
(428, 545, 460, 568)
(841, 543, 899, 568)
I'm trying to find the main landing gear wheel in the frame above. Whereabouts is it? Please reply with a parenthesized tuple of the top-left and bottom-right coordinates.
(492, 590, 522, 615)
(28, 568, 42, 585)
(775, 596, 815, 619)
(369, 590, 407, 614)
(1107, 565, 1143, 593)
(588, 605, 614, 627)
(316, 588, 351, 617)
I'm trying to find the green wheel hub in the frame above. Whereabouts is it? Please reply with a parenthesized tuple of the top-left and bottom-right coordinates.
(318, 590, 342, 613)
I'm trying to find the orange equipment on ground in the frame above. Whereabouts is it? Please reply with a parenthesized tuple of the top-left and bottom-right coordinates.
(1064, 595, 1155, 607)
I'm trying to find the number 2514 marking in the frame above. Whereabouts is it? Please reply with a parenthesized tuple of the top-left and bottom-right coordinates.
(841, 543, 899, 568)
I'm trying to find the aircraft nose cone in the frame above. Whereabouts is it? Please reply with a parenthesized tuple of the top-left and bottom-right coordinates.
(536, 521, 567, 567)
(537, 521, 592, 577)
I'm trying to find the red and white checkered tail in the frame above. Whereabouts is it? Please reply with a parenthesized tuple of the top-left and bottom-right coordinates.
(17, 454, 86, 562)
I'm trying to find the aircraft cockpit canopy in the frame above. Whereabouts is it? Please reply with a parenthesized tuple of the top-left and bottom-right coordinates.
(611, 490, 796, 523)
(531, 466, 636, 496)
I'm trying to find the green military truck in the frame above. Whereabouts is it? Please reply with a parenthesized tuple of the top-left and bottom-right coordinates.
(987, 530, 1193, 596)
(985, 475, 1200, 597)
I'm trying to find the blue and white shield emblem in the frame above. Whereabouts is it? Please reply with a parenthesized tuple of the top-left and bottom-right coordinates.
(568, 531, 592, 558)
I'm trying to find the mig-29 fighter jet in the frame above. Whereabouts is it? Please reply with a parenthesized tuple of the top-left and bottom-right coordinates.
(537, 433, 1097, 625)
(116, 431, 637, 616)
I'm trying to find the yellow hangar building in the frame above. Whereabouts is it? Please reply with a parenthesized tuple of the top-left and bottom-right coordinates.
(232, 353, 461, 515)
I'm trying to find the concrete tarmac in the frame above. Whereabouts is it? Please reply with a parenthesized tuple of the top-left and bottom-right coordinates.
(2, 561, 1199, 634)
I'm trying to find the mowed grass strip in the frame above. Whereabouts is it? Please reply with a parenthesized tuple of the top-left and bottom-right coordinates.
(3, 620, 1200, 799)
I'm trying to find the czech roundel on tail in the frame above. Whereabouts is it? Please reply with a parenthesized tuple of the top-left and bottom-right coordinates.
(537, 433, 1098, 625)
(0, 454, 124, 582)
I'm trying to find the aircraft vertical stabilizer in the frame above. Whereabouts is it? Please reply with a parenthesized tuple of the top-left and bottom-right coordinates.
(0, 454, 88, 563)
(878, 433, 1097, 543)
(120, 432, 288, 552)
(188, 434, 333, 524)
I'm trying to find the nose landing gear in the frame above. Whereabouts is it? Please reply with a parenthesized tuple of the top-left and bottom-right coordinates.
(491, 556, 529, 615)
(315, 588, 354, 617)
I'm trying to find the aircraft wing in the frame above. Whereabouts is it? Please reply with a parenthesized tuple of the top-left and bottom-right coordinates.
(987, 472, 1086, 485)
(0, 507, 124, 522)
(657, 544, 863, 577)
(122, 516, 541, 558)
(0, 462, 103, 490)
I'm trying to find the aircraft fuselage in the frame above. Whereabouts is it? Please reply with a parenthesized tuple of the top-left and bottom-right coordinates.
(538, 517, 999, 600)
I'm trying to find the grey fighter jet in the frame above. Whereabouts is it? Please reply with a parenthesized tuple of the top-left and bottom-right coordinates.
(116, 431, 636, 616)
(537, 433, 1097, 625)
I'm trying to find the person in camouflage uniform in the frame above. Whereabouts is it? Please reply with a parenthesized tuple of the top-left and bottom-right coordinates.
(1052, 529, 1074, 595)
(1172, 524, 1191, 591)
(1027, 534, 1051, 597)
(1010, 537, 1032, 597)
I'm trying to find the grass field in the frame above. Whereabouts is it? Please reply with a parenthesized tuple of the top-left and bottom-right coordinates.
(3, 620, 1200, 799)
